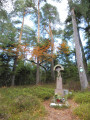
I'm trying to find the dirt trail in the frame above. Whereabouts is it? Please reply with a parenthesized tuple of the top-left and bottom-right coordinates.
(43, 99, 80, 120)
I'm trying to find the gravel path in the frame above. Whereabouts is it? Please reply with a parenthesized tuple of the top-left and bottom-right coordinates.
(43, 99, 80, 120)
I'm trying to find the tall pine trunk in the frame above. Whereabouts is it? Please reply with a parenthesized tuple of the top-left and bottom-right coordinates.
(71, 8, 88, 90)
(19, 11, 25, 43)
(11, 11, 25, 86)
(36, 0, 40, 84)
(49, 22, 55, 82)
(78, 28, 88, 75)
(36, 60, 40, 84)
(51, 59, 55, 81)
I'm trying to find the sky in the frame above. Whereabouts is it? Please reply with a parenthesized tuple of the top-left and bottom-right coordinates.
(48, 0, 68, 23)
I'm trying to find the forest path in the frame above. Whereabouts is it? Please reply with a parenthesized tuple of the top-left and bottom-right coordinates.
(43, 99, 80, 120)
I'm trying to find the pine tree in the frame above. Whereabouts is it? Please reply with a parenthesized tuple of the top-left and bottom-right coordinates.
(41, 3, 60, 81)
(68, 0, 89, 90)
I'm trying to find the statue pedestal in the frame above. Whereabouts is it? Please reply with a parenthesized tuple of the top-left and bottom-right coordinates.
(55, 89, 63, 95)
(55, 76, 63, 95)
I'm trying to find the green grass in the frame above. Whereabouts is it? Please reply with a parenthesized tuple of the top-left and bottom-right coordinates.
(73, 91, 90, 120)
(74, 103, 90, 120)
(74, 91, 90, 103)
(27, 86, 54, 100)
(0, 85, 54, 120)
(1, 84, 89, 120)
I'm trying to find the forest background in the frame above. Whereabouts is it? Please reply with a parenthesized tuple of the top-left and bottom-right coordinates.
(0, 0, 90, 90)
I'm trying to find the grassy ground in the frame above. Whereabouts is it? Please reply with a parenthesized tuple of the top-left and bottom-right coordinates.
(73, 90, 90, 120)
(0, 85, 54, 120)
(0, 85, 90, 120)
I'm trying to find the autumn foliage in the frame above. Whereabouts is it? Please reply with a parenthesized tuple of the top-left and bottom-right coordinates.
(31, 39, 56, 62)
(0, 43, 29, 59)
(32, 40, 50, 58)
(57, 42, 70, 54)
(31, 41, 69, 62)
(0, 41, 70, 62)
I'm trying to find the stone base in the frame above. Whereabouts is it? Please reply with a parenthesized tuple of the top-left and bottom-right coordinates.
(50, 101, 70, 108)
(55, 89, 63, 95)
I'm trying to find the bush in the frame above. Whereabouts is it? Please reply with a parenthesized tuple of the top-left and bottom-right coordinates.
(74, 103, 90, 120)
(0, 95, 45, 120)
(15, 62, 36, 85)
(28, 86, 54, 100)
(12, 95, 41, 113)
(0, 85, 54, 119)
(0, 86, 48, 120)
(74, 91, 90, 103)
(73, 91, 90, 120)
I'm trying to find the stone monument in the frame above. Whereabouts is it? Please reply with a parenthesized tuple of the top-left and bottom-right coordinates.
(54, 64, 64, 95)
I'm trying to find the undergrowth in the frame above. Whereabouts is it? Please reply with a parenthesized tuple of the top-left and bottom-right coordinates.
(74, 103, 90, 120)
(73, 91, 90, 120)
(1, 85, 90, 120)
(0, 86, 54, 120)
(74, 91, 90, 103)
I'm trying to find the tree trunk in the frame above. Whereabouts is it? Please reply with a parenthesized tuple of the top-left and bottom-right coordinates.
(19, 11, 25, 43)
(71, 8, 88, 90)
(11, 56, 17, 86)
(36, 0, 40, 84)
(37, 0, 40, 43)
(49, 22, 55, 81)
(78, 28, 88, 74)
(51, 58, 55, 81)
(11, 11, 25, 86)
(36, 58, 40, 84)
(86, 19, 90, 81)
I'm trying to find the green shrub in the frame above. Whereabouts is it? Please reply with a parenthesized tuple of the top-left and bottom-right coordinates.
(73, 91, 90, 120)
(28, 86, 54, 100)
(0, 86, 54, 100)
(0, 87, 47, 120)
(74, 92, 90, 103)
(15, 62, 36, 85)
(12, 95, 41, 113)
(0, 94, 45, 120)
(74, 103, 90, 120)
(0, 85, 54, 120)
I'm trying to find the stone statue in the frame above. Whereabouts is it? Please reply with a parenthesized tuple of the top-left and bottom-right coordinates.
(54, 64, 64, 95)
